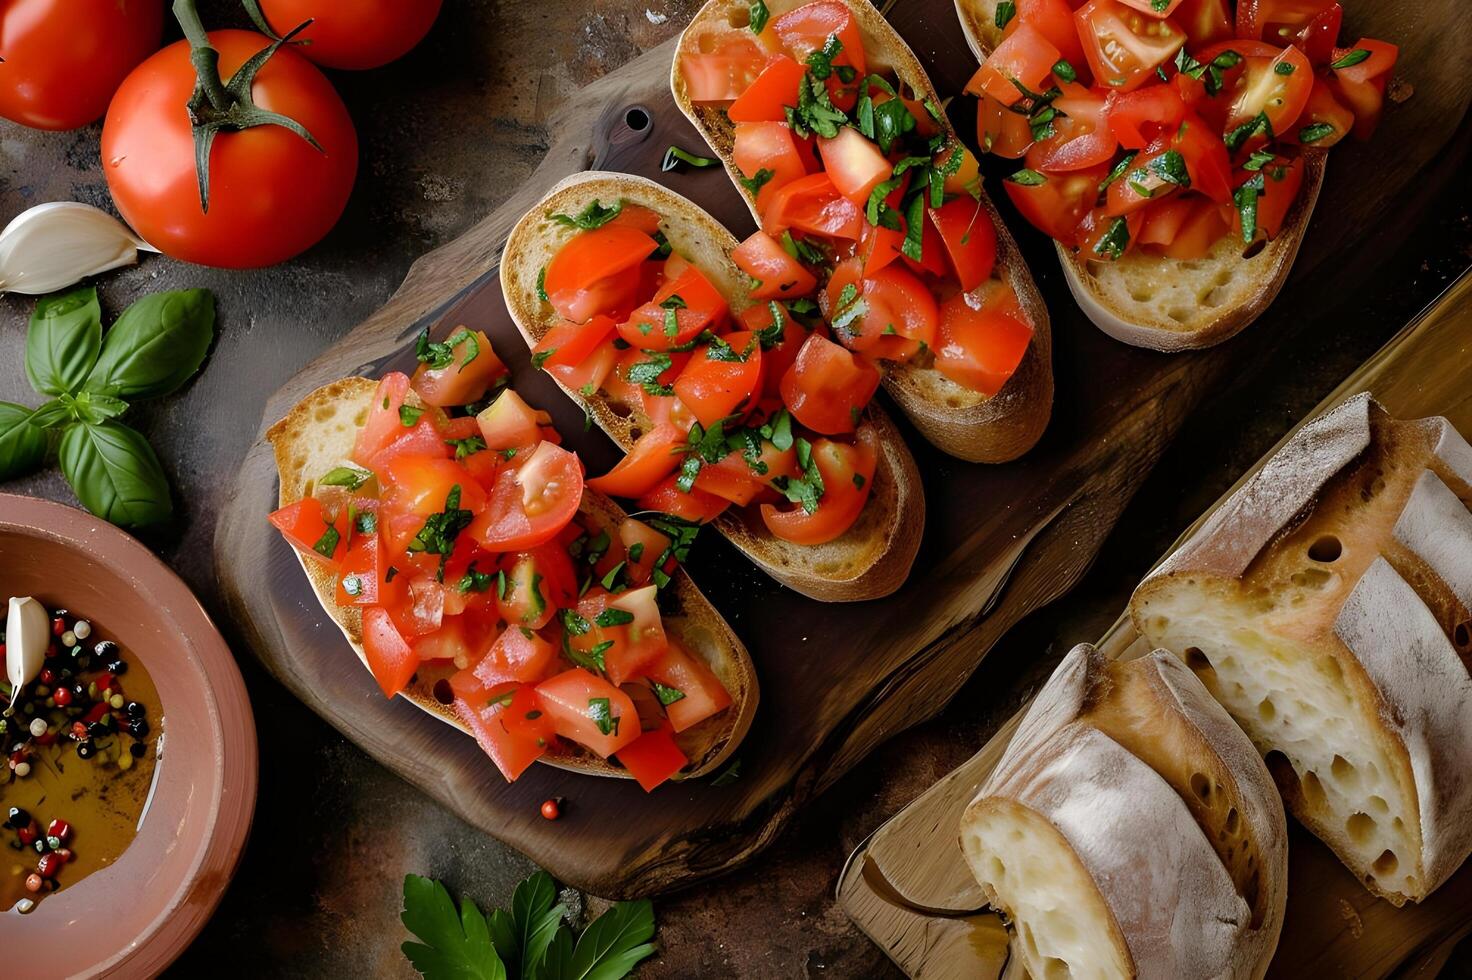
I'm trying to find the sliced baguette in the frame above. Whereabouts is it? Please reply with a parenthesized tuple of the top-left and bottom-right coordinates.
(501, 171, 924, 602)
(672, 0, 1053, 462)
(1131, 393, 1472, 903)
(267, 376, 758, 780)
(954, 0, 1327, 352)
(961, 644, 1287, 980)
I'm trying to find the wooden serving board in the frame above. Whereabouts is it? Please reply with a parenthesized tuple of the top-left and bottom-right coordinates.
(838, 270, 1472, 978)
(214, 2, 1472, 898)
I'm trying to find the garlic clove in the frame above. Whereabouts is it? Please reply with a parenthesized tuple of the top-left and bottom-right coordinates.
(6, 596, 49, 692)
(0, 202, 156, 296)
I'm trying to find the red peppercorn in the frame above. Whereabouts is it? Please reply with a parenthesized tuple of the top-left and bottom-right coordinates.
(53, 686, 73, 707)
(24, 874, 42, 893)
(37, 852, 63, 879)
(53, 848, 73, 865)
(51, 616, 65, 636)
(17, 821, 38, 846)
(540, 798, 562, 821)
(39, 668, 57, 686)
(47, 819, 71, 843)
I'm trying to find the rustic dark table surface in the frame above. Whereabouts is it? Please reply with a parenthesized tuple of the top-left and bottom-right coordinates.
(2, 2, 1470, 976)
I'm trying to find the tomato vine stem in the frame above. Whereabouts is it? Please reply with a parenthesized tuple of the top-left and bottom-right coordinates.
(170, 0, 323, 213)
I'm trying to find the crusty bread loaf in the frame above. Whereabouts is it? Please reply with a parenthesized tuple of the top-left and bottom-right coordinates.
(953, 0, 1327, 352)
(1132, 393, 1472, 903)
(501, 171, 924, 602)
(961, 644, 1288, 979)
(267, 376, 758, 780)
(673, 0, 1053, 461)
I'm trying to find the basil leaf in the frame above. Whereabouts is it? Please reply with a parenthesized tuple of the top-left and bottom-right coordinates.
(58, 420, 172, 526)
(27, 287, 102, 396)
(749, 0, 769, 34)
(84, 288, 215, 399)
(0, 402, 48, 481)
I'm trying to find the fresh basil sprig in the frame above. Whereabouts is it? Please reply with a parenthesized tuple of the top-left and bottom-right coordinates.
(0, 285, 215, 526)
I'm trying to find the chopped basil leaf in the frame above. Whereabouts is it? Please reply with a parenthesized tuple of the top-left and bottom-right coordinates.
(749, 0, 769, 34)
(711, 758, 742, 785)
(1052, 59, 1077, 84)
(406, 484, 473, 581)
(738, 167, 775, 196)
(530, 348, 555, 370)
(588, 697, 619, 736)
(1298, 122, 1336, 144)
(1330, 48, 1370, 70)
(626, 352, 675, 396)
(1234, 172, 1265, 244)
(599, 562, 627, 592)
(595, 607, 635, 628)
(627, 541, 645, 563)
(652, 681, 686, 706)
(399, 405, 424, 426)
(1098, 151, 1138, 197)
(320, 464, 372, 490)
(1224, 111, 1272, 153)
(446, 435, 486, 459)
(901, 194, 925, 262)
(549, 199, 623, 230)
(1147, 149, 1191, 187)
(312, 524, 340, 559)
(1274, 60, 1296, 75)
(1007, 168, 1047, 187)
(994, 0, 1016, 28)
(805, 34, 844, 81)
(662, 145, 718, 171)
(536, 266, 549, 303)
(1092, 216, 1130, 260)
(356, 511, 377, 534)
(414, 327, 480, 370)
(456, 562, 494, 594)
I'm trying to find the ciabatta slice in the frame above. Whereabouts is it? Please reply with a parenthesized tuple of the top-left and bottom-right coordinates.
(267, 376, 758, 780)
(1132, 393, 1472, 903)
(953, 0, 1327, 352)
(961, 644, 1287, 980)
(501, 171, 924, 602)
(673, 0, 1053, 461)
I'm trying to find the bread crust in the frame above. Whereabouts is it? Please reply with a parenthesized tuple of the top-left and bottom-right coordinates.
(962, 644, 1287, 980)
(673, 0, 1053, 461)
(954, 0, 1327, 352)
(1132, 394, 1472, 902)
(266, 376, 758, 781)
(500, 170, 924, 602)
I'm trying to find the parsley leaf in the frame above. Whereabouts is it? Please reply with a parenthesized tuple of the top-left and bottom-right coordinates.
(447, 435, 487, 459)
(415, 327, 480, 371)
(407, 485, 474, 580)
(457, 562, 494, 594)
(1298, 122, 1336, 144)
(400, 875, 507, 980)
(1006, 168, 1047, 187)
(320, 464, 373, 490)
(588, 697, 620, 736)
(1234, 172, 1266, 244)
(738, 167, 775, 196)
(1224, 111, 1273, 153)
(1092, 216, 1131, 260)
(400, 404, 425, 427)
(1330, 48, 1370, 70)
(749, 0, 769, 34)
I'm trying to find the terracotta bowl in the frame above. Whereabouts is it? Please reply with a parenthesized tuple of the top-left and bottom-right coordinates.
(0, 494, 257, 977)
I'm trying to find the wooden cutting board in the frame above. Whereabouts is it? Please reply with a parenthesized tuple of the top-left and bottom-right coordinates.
(837, 269, 1472, 978)
(213, 2, 1472, 898)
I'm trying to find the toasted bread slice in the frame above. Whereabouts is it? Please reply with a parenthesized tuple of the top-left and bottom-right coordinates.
(954, 0, 1327, 352)
(1131, 394, 1472, 903)
(267, 376, 758, 780)
(672, 0, 1053, 461)
(501, 171, 924, 602)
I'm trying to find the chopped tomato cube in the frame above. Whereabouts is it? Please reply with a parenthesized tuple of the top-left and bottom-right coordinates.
(978, 94, 1035, 159)
(780, 333, 881, 435)
(335, 533, 406, 607)
(1106, 85, 1187, 151)
(366, 418, 454, 473)
(1327, 37, 1397, 140)
(499, 685, 558, 744)
(362, 606, 419, 698)
(760, 426, 878, 545)
(619, 518, 673, 586)
(762, 172, 864, 241)
(818, 128, 892, 207)
(770, 1, 866, 75)
(930, 197, 998, 292)
(966, 23, 1060, 108)
(614, 723, 688, 792)
(644, 640, 732, 733)
(449, 670, 549, 781)
(410, 329, 505, 408)
(351, 372, 412, 465)
(587, 426, 686, 500)
(545, 334, 621, 394)
(1074, 0, 1186, 93)
(496, 551, 558, 629)
(935, 287, 1033, 396)
(636, 475, 731, 524)
(733, 121, 812, 213)
(1012, 0, 1088, 72)
(531, 315, 616, 375)
(678, 34, 769, 103)
(469, 441, 584, 552)
(382, 455, 487, 517)
(467, 625, 556, 689)
(543, 225, 656, 323)
(727, 54, 806, 122)
(477, 389, 546, 453)
(535, 668, 640, 758)
(269, 496, 350, 566)
(732, 231, 817, 301)
(672, 330, 764, 428)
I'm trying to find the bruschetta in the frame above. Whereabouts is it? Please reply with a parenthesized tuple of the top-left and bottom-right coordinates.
(956, 0, 1397, 351)
(501, 171, 924, 602)
(672, 0, 1053, 462)
(267, 370, 757, 788)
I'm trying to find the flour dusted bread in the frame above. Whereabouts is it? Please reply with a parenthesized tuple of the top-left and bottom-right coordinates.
(953, 0, 1325, 352)
(674, 0, 1053, 461)
(1132, 393, 1472, 903)
(501, 171, 924, 602)
(961, 644, 1287, 980)
(267, 376, 758, 780)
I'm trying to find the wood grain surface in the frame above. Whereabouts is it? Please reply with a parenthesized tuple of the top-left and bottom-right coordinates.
(839, 270, 1472, 978)
(214, 0, 1472, 898)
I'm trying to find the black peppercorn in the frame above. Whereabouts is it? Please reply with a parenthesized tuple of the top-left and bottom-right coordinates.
(6, 807, 29, 829)
(129, 719, 150, 738)
(76, 741, 94, 759)
(129, 743, 146, 758)
(126, 701, 146, 718)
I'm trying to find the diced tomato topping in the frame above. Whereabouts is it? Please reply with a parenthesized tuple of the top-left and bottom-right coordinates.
(619, 518, 672, 586)
(728, 55, 806, 122)
(449, 667, 549, 781)
(270, 497, 351, 566)
(1074, 0, 1186, 92)
(1295, 75, 1353, 147)
(679, 35, 770, 104)
(336, 533, 406, 607)
(637, 475, 731, 524)
(1174, 0, 1233, 47)
(967, 23, 1061, 108)
(614, 723, 688, 792)
(760, 426, 878, 545)
(978, 94, 1035, 159)
(770, 1, 866, 75)
(818, 127, 893, 207)
(469, 441, 583, 551)
(587, 426, 686, 500)
(1106, 85, 1187, 150)
(531, 315, 616, 376)
(543, 225, 656, 323)
(352, 372, 412, 465)
(1326, 37, 1397, 140)
(733, 231, 818, 301)
(469, 625, 557, 689)
(780, 333, 881, 435)
(362, 606, 419, 698)
(644, 640, 733, 733)
(1032, 84, 1117, 171)
(733, 121, 813, 213)
(535, 668, 640, 758)
(935, 286, 1033, 397)
(476, 389, 546, 453)
(410, 329, 505, 408)
(762, 172, 865, 241)
(673, 330, 764, 428)
(930, 197, 998, 292)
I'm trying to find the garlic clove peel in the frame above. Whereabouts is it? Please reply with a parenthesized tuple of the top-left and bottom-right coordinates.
(0, 202, 156, 296)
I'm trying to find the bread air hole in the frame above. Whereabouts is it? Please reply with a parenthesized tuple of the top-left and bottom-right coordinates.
(1168, 307, 1192, 323)
(1308, 534, 1343, 563)
(1184, 646, 1213, 672)
(1455, 621, 1471, 650)
(432, 679, 454, 705)
(1043, 958, 1071, 980)
(1241, 238, 1267, 260)
(1302, 769, 1327, 809)
(1258, 697, 1276, 722)
(1346, 812, 1376, 843)
(1373, 850, 1399, 875)
(1226, 807, 1240, 834)
(1331, 754, 1359, 789)
(1190, 771, 1212, 801)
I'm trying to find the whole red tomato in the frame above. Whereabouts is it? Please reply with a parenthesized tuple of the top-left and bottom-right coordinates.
(257, 0, 444, 70)
(102, 30, 358, 268)
(0, 0, 163, 130)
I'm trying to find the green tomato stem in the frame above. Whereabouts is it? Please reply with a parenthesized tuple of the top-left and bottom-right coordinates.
(173, 0, 231, 113)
